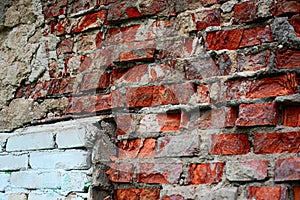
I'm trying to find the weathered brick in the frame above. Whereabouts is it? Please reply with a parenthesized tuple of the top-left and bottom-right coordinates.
(118, 138, 156, 159)
(246, 186, 287, 200)
(233, 0, 257, 24)
(289, 14, 300, 36)
(45, 0, 67, 19)
(225, 73, 298, 100)
(0, 154, 28, 171)
(68, 0, 97, 15)
(210, 134, 250, 155)
(137, 162, 182, 184)
(206, 26, 272, 50)
(66, 91, 122, 114)
(275, 157, 300, 181)
(71, 10, 107, 33)
(271, 0, 300, 16)
(237, 50, 271, 72)
(56, 38, 74, 56)
(254, 131, 300, 154)
(276, 49, 300, 69)
(111, 64, 149, 85)
(28, 192, 64, 200)
(105, 24, 142, 45)
(236, 103, 279, 127)
(115, 115, 135, 136)
(126, 83, 195, 108)
(192, 8, 221, 31)
(30, 150, 90, 170)
(107, 163, 134, 183)
(119, 45, 155, 63)
(138, 113, 181, 133)
(187, 162, 225, 184)
(226, 160, 268, 181)
(154, 135, 200, 157)
(283, 106, 300, 127)
(115, 188, 160, 200)
(196, 85, 210, 104)
(61, 171, 90, 192)
(80, 71, 110, 91)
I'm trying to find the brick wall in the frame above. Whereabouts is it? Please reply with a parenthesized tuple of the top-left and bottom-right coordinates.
(0, 0, 300, 199)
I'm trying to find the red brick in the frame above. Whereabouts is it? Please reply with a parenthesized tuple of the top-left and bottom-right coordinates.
(289, 14, 300, 36)
(237, 50, 271, 72)
(210, 134, 250, 155)
(246, 186, 287, 200)
(111, 64, 148, 85)
(118, 138, 156, 159)
(57, 38, 74, 56)
(271, 0, 300, 16)
(162, 194, 185, 200)
(119, 47, 155, 63)
(126, 7, 142, 18)
(192, 8, 221, 31)
(97, 0, 118, 6)
(107, 2, 129, 21)
(254, 131, 300, 154)
(80, 71, 110, 91)
(236, 103, 279, 127)
(115, 188, 160, 200)
(45, 0, 67, 19)
(225, 73, 298, 100)
(202, 0, 218, 6)
(105, 25, 141, 46)
(138, 113, 181, 133)
(30, 81, 51, 99)
(66, 92, 121, 114)
(107, 163, 134, 183)
(283, 106, 300, 127)
(294, 186, 300, 200)
(126, 83, 195, 108)
(206, 29, 243, 50)
(233, 0, 257, 24)
(196, 85, 210, 103)
(206, 26, 272, 50)
(48, 78, 75, 96)
(187, 162, 225, 184)
(137, 162, 182, 184)
(77, 34, 96, 52)
(71, 10, 107, 33)
(55, 18, 70, 36)
(116, 115, 135, 136)
(276, 49, 300, 69)
(239, 26, 273, 48)
(197, 107, 237, 129)
(275, 157, 300, 181)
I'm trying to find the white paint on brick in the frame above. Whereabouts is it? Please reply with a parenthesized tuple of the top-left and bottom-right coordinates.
(6, 193, 27, 200)
(10, 170, 62, 189)
(62, 171, 90, 193)
(0, 154, 28, 171)
(30, 150, 90, 170)
(28, 192, 64, 200)
(56, 127, 86, 149)
(0, 173, 10, 192)
(6, 132, 55, 152)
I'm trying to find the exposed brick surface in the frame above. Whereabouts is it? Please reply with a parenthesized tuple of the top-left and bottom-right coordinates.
(210, 134, 250, 155)
(275, 157, 300, 181)
(246, 186, 287, 200)
(192, 9, 221, 31)
(271, 0, 300, 16)
(115, 188, 160, 200)
(236, 103, 279, 127)
(276, 49, 300, 69)
(233, 0, 257, 24)
(107, 163, 134, 183)
(254, 131, 300, 154)
(283, 106, 300, 127)
(187, 162, 225, 184)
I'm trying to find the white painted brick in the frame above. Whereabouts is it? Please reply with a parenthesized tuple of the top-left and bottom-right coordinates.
(62, 171, 90, 192)
(56, 127, 86, 149)
(10, 170, 62, 189)
(28, 192, 64, 200)
(0, 154, 28, 171)
(30, 150, 90, 170)
(6, 132, 55, 152)
(0, 193, 7, 200)
(0, 173, 10, 192)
